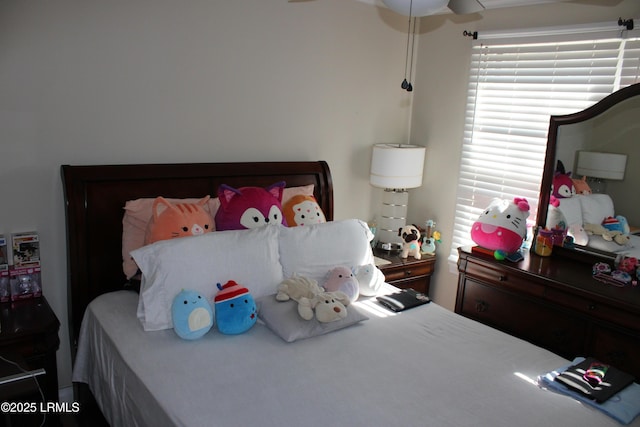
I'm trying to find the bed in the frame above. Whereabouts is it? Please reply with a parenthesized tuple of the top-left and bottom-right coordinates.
(62, 161, 640, 427)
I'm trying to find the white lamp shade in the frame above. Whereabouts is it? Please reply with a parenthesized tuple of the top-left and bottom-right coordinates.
(382, 0, 449, 17)
(576, 151, 627, 180)
(370, 143, 426, 189)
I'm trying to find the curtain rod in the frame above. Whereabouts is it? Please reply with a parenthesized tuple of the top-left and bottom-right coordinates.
(463, 18, 637, 41)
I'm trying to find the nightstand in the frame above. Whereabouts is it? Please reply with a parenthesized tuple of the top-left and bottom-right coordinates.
(0, 297, 60, 405)
(373, 249, 436, 295)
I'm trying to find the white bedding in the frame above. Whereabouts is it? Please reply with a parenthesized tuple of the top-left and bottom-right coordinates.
(73, 289, 639, 427)
(591, 233, 640, 259)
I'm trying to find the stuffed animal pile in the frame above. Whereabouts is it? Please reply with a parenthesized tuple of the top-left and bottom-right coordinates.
(171, 279, 257, 340)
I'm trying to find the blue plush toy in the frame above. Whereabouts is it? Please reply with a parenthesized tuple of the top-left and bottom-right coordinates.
(214, 280, 257, 335)
(171, 289, 214, 340)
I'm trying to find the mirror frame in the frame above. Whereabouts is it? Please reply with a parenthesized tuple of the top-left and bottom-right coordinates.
(536, 82, 640, 230)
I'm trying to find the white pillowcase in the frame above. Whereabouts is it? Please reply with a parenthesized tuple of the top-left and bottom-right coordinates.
(132, 226, 282, 331)
(580, 194, 615, 225)
(278, 219, 374, 285)
(586, 234, 635, 253)
(554, 197, 584, 228)
(257, 296, 368, 343)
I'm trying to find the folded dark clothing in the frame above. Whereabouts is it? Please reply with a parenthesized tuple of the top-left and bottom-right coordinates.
(538, 357, 640, 425)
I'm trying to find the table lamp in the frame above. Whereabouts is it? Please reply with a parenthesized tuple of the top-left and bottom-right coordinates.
(576, 151, 627, 193)
(370, 143, 426, 250)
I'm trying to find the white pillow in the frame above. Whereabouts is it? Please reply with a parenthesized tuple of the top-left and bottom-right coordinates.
(554, 197, 584, 228)
(132, 226, 283, 331)
(580, 194, 615, 225)
(278, 219, 374, 285)
(257, 296, 368, 343)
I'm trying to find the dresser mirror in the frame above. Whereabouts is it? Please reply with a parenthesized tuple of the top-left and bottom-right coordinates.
(536, 82, 640, 258)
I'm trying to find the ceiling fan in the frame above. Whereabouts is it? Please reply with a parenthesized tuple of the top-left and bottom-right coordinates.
(289, 0, 572, 16)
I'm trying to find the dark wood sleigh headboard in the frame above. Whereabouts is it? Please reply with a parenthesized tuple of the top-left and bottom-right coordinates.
(61, 161, 333, 354)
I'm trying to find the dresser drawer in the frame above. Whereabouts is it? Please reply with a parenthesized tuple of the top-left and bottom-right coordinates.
(459, 278, 585, 358)
(545, 287, 639, 332)
(589, 324, 640, 381)
(383, 262, 431, 283)
(389, 276, 430, 294)
(464, 259, 545, 298)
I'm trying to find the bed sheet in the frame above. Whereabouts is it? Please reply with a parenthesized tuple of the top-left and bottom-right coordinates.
(73, 289, 639, 427)
(617, 234, 640, 258)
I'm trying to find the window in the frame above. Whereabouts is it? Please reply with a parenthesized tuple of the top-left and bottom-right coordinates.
(449, 20, 640, 263)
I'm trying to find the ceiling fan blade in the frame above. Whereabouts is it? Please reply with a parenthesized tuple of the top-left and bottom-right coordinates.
(447, 0, 485, 14)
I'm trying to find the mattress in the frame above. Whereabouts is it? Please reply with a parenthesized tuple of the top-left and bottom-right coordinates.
(73, 289, 638, 427)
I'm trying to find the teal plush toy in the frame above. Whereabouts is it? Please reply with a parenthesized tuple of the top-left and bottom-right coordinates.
(171, 289, 214, 340)
(214, 280, 257, 335)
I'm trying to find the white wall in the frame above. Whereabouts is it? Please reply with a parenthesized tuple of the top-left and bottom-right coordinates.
(410, 0, 640, 310)
(0, 0, 413, 389)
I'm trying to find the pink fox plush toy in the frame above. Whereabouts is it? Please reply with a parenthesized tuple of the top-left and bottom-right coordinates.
(214, 182, 287, 231)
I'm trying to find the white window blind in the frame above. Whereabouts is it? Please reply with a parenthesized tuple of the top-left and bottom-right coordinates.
(449, 20, 640, 264)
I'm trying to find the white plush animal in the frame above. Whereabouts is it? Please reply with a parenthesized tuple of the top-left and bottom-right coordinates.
(354, 263, 385, 297)
(399, 224, 421, 259)
(583, 223, 630, 245)
(298, 292, 349, 323)
(276, 275, 350, 322)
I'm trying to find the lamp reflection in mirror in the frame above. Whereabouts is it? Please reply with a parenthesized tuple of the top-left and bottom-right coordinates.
(576, 151, 627, 194)
(370, 144, 426, 249)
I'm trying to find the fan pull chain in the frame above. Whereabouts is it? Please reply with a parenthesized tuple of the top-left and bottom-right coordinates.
(407, 16, 416, 92)
(401, 0, 415, 92)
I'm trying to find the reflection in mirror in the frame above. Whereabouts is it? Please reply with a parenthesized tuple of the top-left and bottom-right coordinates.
(537, 83, 640, 258)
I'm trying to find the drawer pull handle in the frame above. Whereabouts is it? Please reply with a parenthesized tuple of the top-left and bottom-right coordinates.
(498, 275, 507, 282)
(405, 270, 412, 276)
(588, 304, 596, 311)
(475, 300, 488, 313)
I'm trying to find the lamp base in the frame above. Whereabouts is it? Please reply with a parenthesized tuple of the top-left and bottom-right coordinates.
(375, 241, 403, 252)
(376, 189, 408, 247)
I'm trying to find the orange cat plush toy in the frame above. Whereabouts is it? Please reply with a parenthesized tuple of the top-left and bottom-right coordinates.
(145, 196, 213, 245)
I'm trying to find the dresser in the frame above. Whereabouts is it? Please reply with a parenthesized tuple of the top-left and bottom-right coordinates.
(456, 247, 640, 380)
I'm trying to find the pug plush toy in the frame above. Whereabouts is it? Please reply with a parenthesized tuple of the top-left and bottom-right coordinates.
(398, 224, 421, 259)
